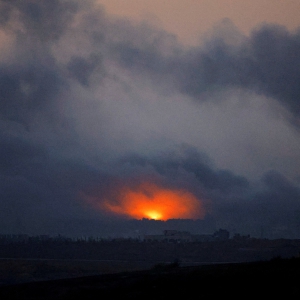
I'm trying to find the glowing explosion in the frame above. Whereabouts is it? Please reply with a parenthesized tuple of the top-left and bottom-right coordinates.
(97, 182, 205, 220)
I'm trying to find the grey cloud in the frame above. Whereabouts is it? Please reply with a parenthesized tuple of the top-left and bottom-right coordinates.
(0, 0, 106, 128)
(0, 0, 79, 41)
(0, 131, 111, 234)
(250, 25, 300, 115)
(114, 22, 300, 122)
(113, 149, 300, 238)
(115, 43, 170, 74)
(118, 147, 249, 197)
(0, 134, 46, 175)
(67, 54, 104, 86)
(0, 0, 299, 238)
(0, 2, 68, 126)
(200, 170, 300, 238)
(0, 64, 64, 126)
(258, 170, 300, 213)
(3, 1, 300, 121)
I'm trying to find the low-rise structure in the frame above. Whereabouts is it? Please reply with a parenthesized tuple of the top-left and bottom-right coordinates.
(144, 229, 230, 242)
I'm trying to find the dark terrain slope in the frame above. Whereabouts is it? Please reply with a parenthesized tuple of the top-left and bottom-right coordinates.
(0, 257, 299, 299)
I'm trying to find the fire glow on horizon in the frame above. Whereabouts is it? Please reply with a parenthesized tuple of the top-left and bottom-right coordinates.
(90, 181, 206, 220)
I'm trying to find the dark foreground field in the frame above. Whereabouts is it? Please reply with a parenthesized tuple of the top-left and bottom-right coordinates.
(0, 257, 299, 299)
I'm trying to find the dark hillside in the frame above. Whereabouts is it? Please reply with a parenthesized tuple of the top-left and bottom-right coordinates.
(0, 257, 299, 299)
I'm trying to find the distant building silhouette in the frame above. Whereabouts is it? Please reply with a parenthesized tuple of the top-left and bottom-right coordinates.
(144, 229, 230, 242)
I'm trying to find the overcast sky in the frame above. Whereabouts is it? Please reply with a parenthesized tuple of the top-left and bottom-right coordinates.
(0, 0, 300, 238)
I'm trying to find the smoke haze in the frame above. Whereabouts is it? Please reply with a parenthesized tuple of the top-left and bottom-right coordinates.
(0, 0, 300, 238)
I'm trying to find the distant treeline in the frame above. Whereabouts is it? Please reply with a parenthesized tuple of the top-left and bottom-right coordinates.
(0, 234, 109, 244)
(0, 233, 300, 264)
(0, 228, 231, 244)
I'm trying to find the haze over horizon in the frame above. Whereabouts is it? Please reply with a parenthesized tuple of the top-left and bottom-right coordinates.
(0, 0, 300, 239)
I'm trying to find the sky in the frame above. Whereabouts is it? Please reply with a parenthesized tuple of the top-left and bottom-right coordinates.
(0, 0, 300, 238)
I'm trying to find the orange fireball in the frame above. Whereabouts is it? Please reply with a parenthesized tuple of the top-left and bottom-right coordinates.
(99, 181, 205, 220)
